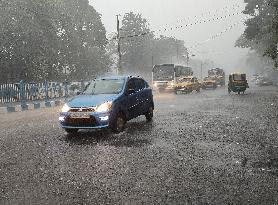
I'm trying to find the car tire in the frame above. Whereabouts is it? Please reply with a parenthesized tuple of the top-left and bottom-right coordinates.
(65, 128, 78, 134)
(111, 113, 126, 133)
(145, 106, 154, 122)
(228, 88, 231, 94)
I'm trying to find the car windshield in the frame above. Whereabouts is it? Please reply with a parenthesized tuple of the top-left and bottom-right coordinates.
(153, 65, 175, 81)
(233, 74, 245, 81)
(179, 78, 192, 83)
(83, 79, 125, 95)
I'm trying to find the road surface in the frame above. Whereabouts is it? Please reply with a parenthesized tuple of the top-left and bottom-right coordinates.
(1, 86, 278, 204)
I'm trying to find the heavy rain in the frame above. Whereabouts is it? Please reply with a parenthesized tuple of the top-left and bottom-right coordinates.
(0, 0, 278, 204)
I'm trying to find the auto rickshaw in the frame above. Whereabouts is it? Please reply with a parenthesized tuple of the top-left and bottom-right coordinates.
(228, 73, 249, 94)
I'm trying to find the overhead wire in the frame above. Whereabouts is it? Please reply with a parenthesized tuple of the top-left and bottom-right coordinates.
(153, 3, 243, 32)
(188, 19, 247, 50)
(113, 11, 244, 41)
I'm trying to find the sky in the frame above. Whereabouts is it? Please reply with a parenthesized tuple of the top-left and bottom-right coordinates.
(89, 0, 250, 73)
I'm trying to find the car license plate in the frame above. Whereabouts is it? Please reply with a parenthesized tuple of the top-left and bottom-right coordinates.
(70, 112, 90, 119)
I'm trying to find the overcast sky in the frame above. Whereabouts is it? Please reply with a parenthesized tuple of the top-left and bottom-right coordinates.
(89, 0, 250, 72)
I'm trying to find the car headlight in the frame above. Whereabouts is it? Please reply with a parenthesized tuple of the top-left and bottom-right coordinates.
(96, 101, 112, 113)
(61, 103, 70, 112)
(153, 83, 157, 87)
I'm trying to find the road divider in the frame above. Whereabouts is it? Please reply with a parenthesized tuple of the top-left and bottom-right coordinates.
(0, 99, 65, 114)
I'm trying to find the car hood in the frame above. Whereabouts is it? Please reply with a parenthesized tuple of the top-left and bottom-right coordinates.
(176, 82, 192, 86)
(203, 80, 216, 83)
(67, 94, 120, 108)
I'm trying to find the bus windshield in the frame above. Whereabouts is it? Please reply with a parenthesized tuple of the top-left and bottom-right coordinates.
(153, 64, 175, 81)
(175, 66, 193, 78)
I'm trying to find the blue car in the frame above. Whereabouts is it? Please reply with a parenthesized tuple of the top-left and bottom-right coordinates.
(59, 76, 154, 134)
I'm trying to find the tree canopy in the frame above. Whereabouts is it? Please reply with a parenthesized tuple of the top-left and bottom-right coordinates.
(236, 0, 278, 68)
(0, 0, 110, 83)
(108, 12, 189, 76)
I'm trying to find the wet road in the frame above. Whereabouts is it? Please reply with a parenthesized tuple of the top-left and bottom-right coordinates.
(1, 86, 278, 204)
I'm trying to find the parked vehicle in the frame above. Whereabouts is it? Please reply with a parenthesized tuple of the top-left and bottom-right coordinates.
(59, 76, 154, 134)
(228, 73, 249, 94)
(174, 76, 201, 94)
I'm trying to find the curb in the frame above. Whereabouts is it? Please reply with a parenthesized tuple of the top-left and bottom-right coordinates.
(0, 99, 65, 114)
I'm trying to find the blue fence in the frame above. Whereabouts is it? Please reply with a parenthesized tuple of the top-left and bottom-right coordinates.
(0, 80, 86, 106)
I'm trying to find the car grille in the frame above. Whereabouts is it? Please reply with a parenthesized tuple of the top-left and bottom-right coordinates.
(65, 116, 97, 127)
(204, 82, 213, 85)
(69, 107, 96, 112)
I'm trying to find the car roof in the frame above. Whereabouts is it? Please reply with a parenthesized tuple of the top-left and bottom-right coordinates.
(181, 76, 195, 79)
(95, 76, 144, 81)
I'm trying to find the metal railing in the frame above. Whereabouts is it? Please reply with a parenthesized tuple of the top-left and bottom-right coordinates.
(0, 80, 86, 106)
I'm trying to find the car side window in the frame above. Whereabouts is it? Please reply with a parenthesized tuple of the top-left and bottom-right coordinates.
(145, 81, 149, 88)
(127, 79, 136, 92)
(134, 78, 145, 92)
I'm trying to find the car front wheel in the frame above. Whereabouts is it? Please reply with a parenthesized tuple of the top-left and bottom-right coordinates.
(65, 128, 78, 134)
(111, 113, 126, 133)
(145, 106, 154, 121)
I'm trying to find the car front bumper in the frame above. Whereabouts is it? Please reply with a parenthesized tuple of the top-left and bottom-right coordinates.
(59, 112, 111, 129)
(175, 87, 191, 91)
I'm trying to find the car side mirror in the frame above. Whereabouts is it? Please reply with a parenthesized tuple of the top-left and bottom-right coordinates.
(128, 88, 135, 95)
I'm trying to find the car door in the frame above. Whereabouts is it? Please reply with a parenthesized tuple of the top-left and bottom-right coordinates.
(134, 78, 146, 114)
(126, 78, 140, 119)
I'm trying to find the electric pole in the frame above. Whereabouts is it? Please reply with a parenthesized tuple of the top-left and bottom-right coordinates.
(186, 48, 189, 66)
(201, 62, 203, 80)
(116, 15, 122, 75)
(176, 44, 179, 64)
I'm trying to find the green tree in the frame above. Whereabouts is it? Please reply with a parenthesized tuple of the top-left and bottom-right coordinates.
(0, 0, 110, 83)
(236, 0, 278, 68)
(115, 12, 188, 77)
(119, 12, 154, 74)
(152, 36, 188, 65)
